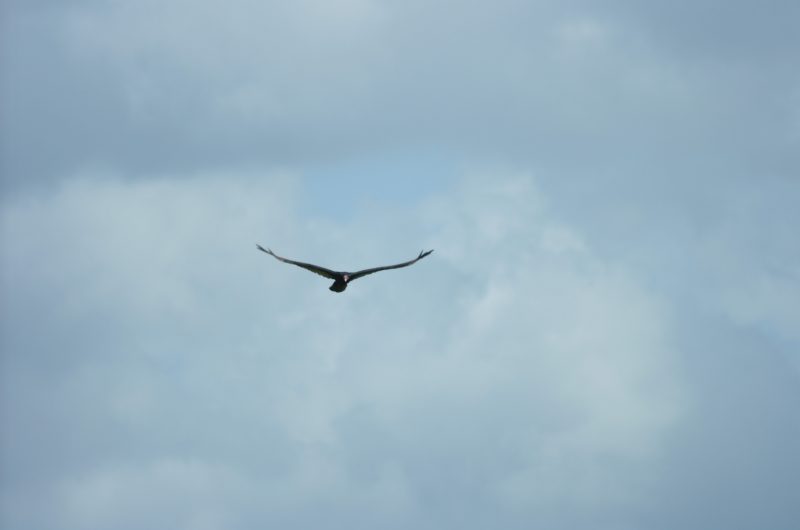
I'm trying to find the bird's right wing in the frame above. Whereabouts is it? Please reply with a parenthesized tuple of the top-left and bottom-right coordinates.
(256, 245, 338, 279)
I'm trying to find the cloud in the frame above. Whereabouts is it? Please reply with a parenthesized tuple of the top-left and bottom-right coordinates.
(2, 171, 687, 529)
(2, 1, 799, 528)
(4, 0, 796, 188)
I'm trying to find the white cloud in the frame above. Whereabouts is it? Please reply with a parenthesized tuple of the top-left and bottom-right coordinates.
(1, 171, 685, 529)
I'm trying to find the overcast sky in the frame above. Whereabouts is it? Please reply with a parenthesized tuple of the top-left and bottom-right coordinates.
(2, 1, 799, 529)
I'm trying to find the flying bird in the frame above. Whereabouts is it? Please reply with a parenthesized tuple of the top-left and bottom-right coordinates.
(256, 245, 433, 292)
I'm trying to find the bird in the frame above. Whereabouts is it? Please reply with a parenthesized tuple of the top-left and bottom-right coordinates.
(256, 244, 433, 292)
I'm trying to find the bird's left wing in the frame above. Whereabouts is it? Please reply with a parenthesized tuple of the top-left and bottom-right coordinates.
(348, 249, 434, 281)
(256, 245, 339, 279)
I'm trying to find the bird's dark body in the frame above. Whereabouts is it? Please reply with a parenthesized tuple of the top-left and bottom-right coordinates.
(256, 245, 433, 293)
(329, 278, 348, 292)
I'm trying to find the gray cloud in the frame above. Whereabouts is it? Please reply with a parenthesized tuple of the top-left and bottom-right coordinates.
(3, 0, 796, 186)
(2, 1, 799, 528)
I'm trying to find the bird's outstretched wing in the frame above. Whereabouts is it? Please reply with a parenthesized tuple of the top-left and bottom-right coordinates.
(348, 250, 434, 281)
(256, 245, 339, 279)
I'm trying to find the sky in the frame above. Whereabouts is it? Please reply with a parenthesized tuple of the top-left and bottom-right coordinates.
(1, 1, 799, 529)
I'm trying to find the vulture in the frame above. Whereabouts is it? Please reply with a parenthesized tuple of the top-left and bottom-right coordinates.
(256, 244, 433, 292)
